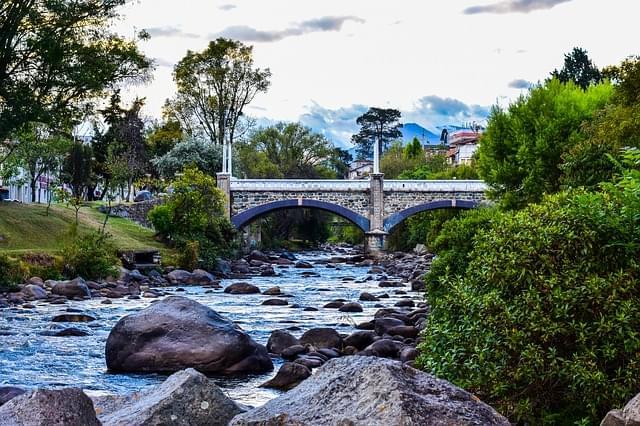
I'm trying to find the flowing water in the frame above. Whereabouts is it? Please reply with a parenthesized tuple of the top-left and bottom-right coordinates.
(0, 250, 420, 406)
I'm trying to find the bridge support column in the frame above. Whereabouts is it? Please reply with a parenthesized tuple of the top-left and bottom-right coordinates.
(366, 173, 387, 257)
(216, 173, 231, 220)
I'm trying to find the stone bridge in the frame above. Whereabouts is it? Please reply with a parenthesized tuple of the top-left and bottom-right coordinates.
(217, 173, 487, 254)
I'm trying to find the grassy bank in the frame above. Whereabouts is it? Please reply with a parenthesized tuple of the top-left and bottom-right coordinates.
(0, 202, 173, 258)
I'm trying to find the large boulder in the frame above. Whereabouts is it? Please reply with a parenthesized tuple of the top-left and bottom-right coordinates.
(21, 284, 48, 300)
(166, 269, 192, 285)
(51, 278, 91, 299)
(601, 392, 640, 426)
(0, 386, 25, 406)
(0, 388, 100, 426)
(105, 296, 273, 375)
(230, 357, 509, 426)
(248, 250, 270, 263)
(98, 369, 244, 426)
(267, 329, 300, 355)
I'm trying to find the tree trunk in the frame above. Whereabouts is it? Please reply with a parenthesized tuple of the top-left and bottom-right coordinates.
(30, 179, 37, 203)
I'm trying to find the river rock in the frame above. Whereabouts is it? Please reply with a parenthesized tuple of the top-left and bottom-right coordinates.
(0, 388, 100, 426)
(400, 346, 418, 362)
(395, 299, 416, 308)
(359, 292, 379, 301)
(54, 327, 90, 337)
(0, 386, 25, 406)
(248, 250, 270, 263)
(263, 286, 282, 295)
(344, 330, 377, 350)
(52, 313, 96, 323)
(190, 269, 216, 284)
(261, 298, 288, 306)
(281, 345, 307, 360)
(21, 284, 48, 300)
(230, 356, 510, 426)
(224, 282, 261, 294)
(51, 278, 91, 299)
(388, 325, 419, 339)
(374, 317, 406, 335)
(260, 362, 311, 391)
(300, 328, 342, 349)
(602, 392, 640, 426)
(339, 302, 363, 312)
(166, 269, 192, 284)
(99, 368, 244, 426)
(267, 330, 300, 355)
(295, 261, 313, 269)
(105, 296, 273, 374)
(363, 338, 401, 358)
(323, 301, 344, 309)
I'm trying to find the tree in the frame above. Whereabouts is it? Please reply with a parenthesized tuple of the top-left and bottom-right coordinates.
(551, 47, 602, 90)
(11, 124, 70, 203)
(477, 79, 613, 209)
(61, 141, 93, 224)
(0, 0, 152, 144)
(152, 138, 222, 178)
(351, 107, 402, 159)
(404, 137, 424, 160)
(326, 147, 352, 179)
(240, 123, 334, 178)
(171, 38, 271, 149)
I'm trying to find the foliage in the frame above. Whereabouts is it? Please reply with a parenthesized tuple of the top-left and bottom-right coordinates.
(152, 138, 222, 178)
(19, 252, 62, 281)
(148, 166, 235, 269)
(62, 231, 118, 279)
(381, 141, 424, 179)
(404, 137, 423, 160)
(0, 253, 27, 290)
(421, 207, 501, 295)
(417, 176, 640, 423)
(0, 0, 151, 142)
(239, 122, 335, 179)
(146, 110, 184, 159)
(326, 147, 352, 179)
(171, 38, 271, 146)
(477, 79, 613, 209)
(396, 154, 449, 179)
(351, 107, 402, 159)
(327, 219, 364, 245)
(551, 47, 603, 90)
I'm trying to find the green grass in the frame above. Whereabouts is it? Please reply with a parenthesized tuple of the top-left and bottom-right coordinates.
(0, 202, 174, 258)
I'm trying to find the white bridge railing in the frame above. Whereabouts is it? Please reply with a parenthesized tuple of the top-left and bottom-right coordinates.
(230, 179, 487, 193)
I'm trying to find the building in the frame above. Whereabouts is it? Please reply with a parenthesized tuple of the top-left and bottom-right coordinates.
(348, 159, 373, 180)
(0, 166, 55, 203)
(446, 130, 482, 166)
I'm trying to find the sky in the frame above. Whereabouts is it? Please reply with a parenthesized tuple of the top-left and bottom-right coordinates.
(114, 0, 640, 147)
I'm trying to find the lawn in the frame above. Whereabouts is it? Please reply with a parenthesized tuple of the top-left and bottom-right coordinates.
(0, 202, 173, 257)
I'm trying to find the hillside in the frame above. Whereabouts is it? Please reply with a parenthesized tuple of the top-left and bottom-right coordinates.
(0, 202, 171, 256)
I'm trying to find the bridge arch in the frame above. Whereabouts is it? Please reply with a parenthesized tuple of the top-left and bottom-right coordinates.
(231, 199, 370, 232)
(383, 199, 479, 233)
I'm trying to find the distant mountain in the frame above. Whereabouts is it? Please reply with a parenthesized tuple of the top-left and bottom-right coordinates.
(400, 123, 441, 145)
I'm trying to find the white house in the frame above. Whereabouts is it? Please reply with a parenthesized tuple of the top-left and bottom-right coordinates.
(446, 130, 482, 166)
(0, 167, 54, 203)
(348, 159, 373, 180)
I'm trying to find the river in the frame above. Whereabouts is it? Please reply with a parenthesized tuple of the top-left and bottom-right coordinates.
(0, 250, 421, 406)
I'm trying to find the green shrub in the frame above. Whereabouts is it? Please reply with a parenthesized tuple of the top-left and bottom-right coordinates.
(0, 253, 27, 290)
(147, 204, 173, 237)
(62, 231, 119, 279)
(416, 189, 640, 424)
(20, 253, 63, 281)
(423, 207, 501, 297)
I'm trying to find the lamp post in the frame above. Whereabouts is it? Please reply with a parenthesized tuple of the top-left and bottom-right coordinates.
(373, 137, 380, 174)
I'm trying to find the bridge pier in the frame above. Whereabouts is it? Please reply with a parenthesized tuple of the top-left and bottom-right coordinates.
(366, 173, 388, 257)
(216, 172, 231, 220)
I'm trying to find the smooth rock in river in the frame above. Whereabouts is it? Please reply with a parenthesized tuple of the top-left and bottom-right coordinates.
(359, 292, 380, 302)
(105, 296, 273, 374)
(248, 250, 270, 263)
(388, 325, 419, 339)
(21, 284, 47, 300)
(0, 386, 25, 406)
(51, 313, 95, 323)
(263, 286, 282, 296)
(267, 330, 300, 355)
(344, 330, 377, 350)
(230, 356, 510, 426)
(224, 282, 261, 294)
(338, 302, 363, 312)
(260, 362, 311, 391)
(300, 328, 342, 350)
(261, 298, 288, 306)
(166, 269, 192, 284)
(374, 317, 406, 336)
(0, 388, 99, 426)
(99, 368, 244, 426)
(51, 278, 91, 299)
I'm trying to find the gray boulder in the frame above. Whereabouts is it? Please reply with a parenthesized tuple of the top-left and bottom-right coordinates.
(224, 282, 261, 294)
(601, 392, 640, 426)
(105, 296, 273, 374)
(0, 388, 99, 426)
(166, 269, 192, 284)
(260, 362, 311, 391)
(230, 356, 509, 426)
(300, 328, 342, 349)
(99, 368, 244, 426)
(51, 278, 91, 299)
(0, 386, 25, 406)
(21, 284, 47, 300)
(267, 330, 300, 355)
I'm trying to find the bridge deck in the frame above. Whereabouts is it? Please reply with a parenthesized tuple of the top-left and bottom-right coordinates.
(229, 179, 487, 192)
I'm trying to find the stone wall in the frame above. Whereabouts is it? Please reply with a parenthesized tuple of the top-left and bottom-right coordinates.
(383, 190, 486, 217)
(231, 190, 371, 217)
(98, 199, 163, 228)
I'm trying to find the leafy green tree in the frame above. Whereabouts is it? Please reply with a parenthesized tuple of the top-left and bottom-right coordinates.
(396, 154, 449, 179)
(152, 138, 222, 178)
(146, 111, 183, 160)
(0, 0, 151, 143)
(326, 147, 352, 179)
(477, 79, 612, 209)
(551, 47, 602, 90)
(351, 107, 402, 159)
(11, 124, 70, 203)
(404, 137, 423, 160)
(171, 38, 271, 147)
(61, 141, 94, 224)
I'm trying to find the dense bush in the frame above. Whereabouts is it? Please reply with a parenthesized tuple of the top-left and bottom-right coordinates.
(62, 231, 119, 280)
(416, 183, 640, 424)
(0, 253, 28, 290)
(148, 166, 235, 269)
(422, 207, 500, 296)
